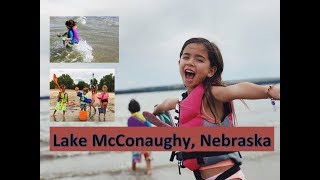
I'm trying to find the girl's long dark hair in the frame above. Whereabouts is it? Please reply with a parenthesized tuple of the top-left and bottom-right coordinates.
(65, 20, 76, 27)
(179, 38, 226, 121)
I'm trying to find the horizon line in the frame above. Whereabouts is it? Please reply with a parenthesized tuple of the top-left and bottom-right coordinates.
(40, 77, 280, 99)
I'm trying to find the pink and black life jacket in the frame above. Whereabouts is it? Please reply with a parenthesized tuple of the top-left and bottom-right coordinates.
(97, 92, 109, 103)
(170, 83, 242, 180)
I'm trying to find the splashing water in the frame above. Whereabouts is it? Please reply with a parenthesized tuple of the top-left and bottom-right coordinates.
(50, 39, 93, 63)
(73, 39, 93, 62)
(50, 16, 119, 62)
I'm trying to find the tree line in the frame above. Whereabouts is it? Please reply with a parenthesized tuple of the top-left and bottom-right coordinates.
(50, 73, 115, 92)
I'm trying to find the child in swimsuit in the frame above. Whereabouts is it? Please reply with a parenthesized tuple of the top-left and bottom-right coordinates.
(57, 19, 79, 48)
(97, 85, 109, 121)
(127, 99, 152, 176)
(89, 84, 97, 118)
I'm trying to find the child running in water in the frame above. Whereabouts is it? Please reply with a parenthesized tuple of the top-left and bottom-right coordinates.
(153, 37, 280, 180)
(127, 99, 152, 176)
(97, 85, 109, 121)
(53, 84, 68, 119)
(57, 19, 79, 48)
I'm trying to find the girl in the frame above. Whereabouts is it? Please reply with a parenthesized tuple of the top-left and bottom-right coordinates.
(57, 19, 79, 48)
(128, 99, 152, 175)
(97, 85, 109, 121)
(89, 84, 98, 119)
(153, 38, 280, 180)
(53, 84, 68, 119)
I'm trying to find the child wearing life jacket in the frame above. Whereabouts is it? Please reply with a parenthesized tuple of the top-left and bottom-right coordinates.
(57, 19, 79, 48)
(128, 99, 152, 176)
(79, 87, 89, 111)
(53, 84, 68, 119)
(89, 79, 98, 118)
(153, 38, 280, 180)
(97, 85, 109, 121)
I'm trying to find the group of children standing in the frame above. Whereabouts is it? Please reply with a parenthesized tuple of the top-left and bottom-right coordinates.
(53, 84, 110, 121)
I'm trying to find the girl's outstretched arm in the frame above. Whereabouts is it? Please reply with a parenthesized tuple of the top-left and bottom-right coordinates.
(153, 98, 179, 115)
(211, 82, 280, 102)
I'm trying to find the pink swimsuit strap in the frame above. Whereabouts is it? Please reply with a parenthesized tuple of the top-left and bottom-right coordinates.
(200, 101, 217, 123)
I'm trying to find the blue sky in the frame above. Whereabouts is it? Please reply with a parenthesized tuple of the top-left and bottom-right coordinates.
(41, 0, 279, 95)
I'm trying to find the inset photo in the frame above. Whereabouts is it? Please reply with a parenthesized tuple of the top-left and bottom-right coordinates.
(50, 16, 119, 63)
(50, 69, 115, 122)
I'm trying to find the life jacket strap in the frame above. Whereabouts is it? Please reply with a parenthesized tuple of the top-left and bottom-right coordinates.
(170, 151, 176, 161)
(215, 164, 241, 180)
(193, 169, 204, 180)
(170, 151, 241, 178)
(174, 151, 236, 161)
(170, 151, 186, 176)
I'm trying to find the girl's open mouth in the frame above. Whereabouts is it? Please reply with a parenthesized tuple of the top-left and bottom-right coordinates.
(185, 69, 195, 80)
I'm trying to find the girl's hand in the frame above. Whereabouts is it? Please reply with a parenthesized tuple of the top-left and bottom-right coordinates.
(153, 104, 161, 115)
(57, 32, 60, 37)
(267, 86, 280, 100)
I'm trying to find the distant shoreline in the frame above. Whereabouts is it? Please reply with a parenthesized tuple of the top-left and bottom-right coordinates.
(40, 77, 280, 99)
(116, 77, 280, 94)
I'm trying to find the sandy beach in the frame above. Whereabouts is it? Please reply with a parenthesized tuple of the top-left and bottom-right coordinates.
(49, 89, 115, 122)
(42, 91, 280, 179)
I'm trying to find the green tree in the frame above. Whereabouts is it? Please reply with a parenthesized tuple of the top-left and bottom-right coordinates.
(50, 80, 56, 89)
(99, 73, 115, 92)
(76, 81, 89, 90)
(57, 74, 75, 89)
